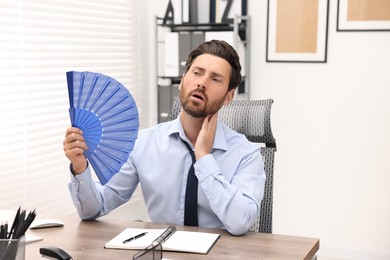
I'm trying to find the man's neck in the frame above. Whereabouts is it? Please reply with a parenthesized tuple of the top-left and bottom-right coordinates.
(179, 111, 204, 146)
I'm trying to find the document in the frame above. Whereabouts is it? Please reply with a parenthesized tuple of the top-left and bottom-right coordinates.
(105, 228, 220, 254)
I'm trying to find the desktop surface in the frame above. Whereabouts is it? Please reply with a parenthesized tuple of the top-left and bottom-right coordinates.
(26, 215, 319, 260)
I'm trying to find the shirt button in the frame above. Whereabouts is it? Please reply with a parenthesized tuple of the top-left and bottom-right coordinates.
(195, 171, 200, 176)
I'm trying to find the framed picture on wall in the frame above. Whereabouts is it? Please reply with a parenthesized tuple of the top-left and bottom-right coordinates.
(337, 0, 390, 31)
(210, 0, 247, 23)
(266, 0, 330, 63)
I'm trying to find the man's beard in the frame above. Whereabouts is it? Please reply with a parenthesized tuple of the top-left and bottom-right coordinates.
(180, 85, 227, 118)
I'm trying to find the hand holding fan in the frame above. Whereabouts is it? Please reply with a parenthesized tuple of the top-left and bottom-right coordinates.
(66, 71, 139, 185)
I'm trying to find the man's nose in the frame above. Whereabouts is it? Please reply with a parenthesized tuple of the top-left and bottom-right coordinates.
(197, 83, 206, 91)
(197, 77, 207, 90)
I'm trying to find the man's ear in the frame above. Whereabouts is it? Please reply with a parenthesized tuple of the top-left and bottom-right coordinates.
(223, 89, 235, 105)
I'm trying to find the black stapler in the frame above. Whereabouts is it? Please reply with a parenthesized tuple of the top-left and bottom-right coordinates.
(40, 246, 73, 260)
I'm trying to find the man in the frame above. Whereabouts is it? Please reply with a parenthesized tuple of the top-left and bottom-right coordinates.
(63, 40, 265, 235)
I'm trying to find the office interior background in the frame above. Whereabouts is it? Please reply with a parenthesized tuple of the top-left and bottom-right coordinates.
(0, 0, 389, 259)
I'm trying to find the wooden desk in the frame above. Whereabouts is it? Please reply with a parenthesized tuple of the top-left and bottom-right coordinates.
(27, 215, 319, 260)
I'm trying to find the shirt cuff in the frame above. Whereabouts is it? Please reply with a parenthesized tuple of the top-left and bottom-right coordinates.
(69, 162, 92, 191)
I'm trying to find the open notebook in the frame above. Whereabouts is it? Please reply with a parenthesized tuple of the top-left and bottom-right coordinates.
(105, 228, 220, 254)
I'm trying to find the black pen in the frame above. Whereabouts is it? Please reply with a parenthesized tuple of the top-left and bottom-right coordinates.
(123, 232, 147, 244)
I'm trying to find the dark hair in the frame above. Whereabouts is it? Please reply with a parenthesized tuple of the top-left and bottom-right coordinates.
(184, 40, 242, 91)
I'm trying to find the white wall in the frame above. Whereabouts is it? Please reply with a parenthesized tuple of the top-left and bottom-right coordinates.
(141, 1, 390, 259)
(249, 1, 390, 259)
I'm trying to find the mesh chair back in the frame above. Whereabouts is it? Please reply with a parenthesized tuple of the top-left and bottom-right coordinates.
(169, 98, 276, 233)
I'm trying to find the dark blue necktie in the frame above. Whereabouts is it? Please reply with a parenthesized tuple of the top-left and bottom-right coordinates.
(181, 138, 199, 226)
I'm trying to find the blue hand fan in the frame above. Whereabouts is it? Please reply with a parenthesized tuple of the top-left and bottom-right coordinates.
(66, 71, 139, 185)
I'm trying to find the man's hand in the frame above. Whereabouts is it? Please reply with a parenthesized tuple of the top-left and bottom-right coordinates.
(63, 126, 88, 175)
(194, 113, 218, 160)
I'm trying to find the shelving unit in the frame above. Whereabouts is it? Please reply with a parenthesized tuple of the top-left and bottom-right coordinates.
(155, 15, 251, 123)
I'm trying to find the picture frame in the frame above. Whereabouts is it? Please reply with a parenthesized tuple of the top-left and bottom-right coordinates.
(210, 0, 247, 23)
(337, 0, 390, 31)
(266, 0, 329, 63)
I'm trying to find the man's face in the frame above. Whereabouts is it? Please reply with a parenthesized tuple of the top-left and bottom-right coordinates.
(179, 54, 234, 118)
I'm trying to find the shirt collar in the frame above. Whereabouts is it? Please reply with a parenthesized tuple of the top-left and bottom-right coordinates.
(168, 117, 228, 151)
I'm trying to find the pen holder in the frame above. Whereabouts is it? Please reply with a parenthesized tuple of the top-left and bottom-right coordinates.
(0, 236, 25, 260)
(132, 243, 163, 260)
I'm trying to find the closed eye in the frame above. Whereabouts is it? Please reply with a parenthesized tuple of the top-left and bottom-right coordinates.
(192, 67, 204, 76)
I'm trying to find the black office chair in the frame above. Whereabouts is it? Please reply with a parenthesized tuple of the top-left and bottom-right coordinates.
(169, 98, 276, 233)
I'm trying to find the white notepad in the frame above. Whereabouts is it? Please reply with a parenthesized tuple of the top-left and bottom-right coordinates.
(105, 228, 220, 254)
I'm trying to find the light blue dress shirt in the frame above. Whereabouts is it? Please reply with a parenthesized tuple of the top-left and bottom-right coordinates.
(68, 118, 265, 235)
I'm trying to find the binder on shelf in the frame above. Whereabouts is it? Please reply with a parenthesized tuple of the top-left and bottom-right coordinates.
(209, 0, 216, 23)
(164, 31, 206, 77)
(182, 0, 198, 24)
(164, 32, 179, 77)
(158, 85, 171, 123)
(171, 0, 182, 24)
(197, 0, 210, 23)
(182, 0, 189, 23)
(191, 32, 205, 49)
(178, 32, 192, 75)
(189, 0, 198, 24)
